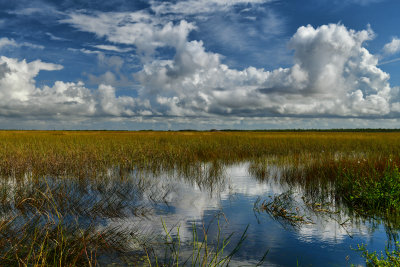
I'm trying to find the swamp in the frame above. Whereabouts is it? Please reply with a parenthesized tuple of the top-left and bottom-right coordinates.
(0, 130, 400, 266)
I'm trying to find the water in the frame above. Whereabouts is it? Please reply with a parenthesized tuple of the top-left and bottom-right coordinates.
(2, 162, 395, 265)
(106, 163, 395, 266)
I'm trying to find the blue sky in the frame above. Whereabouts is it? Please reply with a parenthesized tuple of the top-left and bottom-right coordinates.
(0, 0, 400, 130)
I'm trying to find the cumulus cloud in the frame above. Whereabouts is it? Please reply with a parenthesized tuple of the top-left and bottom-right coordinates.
(0, 56, 149, 120)
(383, 37, 400, 56)
(0, 56, 63, 101)
(2, 15, 399, 126)
(135, 23, 394, 117)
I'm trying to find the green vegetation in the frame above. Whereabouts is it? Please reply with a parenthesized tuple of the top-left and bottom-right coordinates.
(338, 163, 400, 213)
(0, 130, 399, 265)
(354, 242, 400, 266)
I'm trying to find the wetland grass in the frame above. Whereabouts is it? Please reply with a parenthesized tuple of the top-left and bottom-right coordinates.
(1, 130, 400, 265)
(1, 130, 400, 179)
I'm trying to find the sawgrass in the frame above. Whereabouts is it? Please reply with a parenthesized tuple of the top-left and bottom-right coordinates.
(0, 130, 399, 179)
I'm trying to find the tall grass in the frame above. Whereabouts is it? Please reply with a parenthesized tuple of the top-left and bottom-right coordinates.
(1, 179, 110, 266)
(0, 131, 399, 179)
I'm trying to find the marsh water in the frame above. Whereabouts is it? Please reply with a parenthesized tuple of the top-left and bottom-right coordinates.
(2, 161, 397, 266)
(99, 162, 397, 266)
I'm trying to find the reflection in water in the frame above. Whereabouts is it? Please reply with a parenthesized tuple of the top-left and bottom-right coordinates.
(106, 162, 396, 266)
(0, 162, 397, 266)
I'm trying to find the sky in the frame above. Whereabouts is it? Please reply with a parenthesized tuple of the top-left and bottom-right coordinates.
(0, 0, 400, 130)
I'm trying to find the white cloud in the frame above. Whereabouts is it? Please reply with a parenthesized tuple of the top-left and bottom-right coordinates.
(21, 42, 45, 50)
(87, 71, 133, 88)
(93, 44, 132, 53)
(61, 11, 195, 59)
(0, 37, 44, 50)
(383, 37, 400, 55)
(46, 32, 67, 41)
(0, 56, 150, 120)
(67, 47, 102, 55)
(8, 5, 63, 17)
(0, 38, 17, 49)
(3, 13, 400, 126)
(150, 0, 272, 15)
(135, 23, 393, 117)
(97, 54, 124, 71)
(0, 56, 63, 101)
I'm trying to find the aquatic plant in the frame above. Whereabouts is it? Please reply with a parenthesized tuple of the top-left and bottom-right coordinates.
(255, 191, 313, 227)
(355, 242, 400, 266)
(337, 163, 400, 213)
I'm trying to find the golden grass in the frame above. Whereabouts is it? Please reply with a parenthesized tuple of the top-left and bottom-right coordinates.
(0, 130, 399, 179)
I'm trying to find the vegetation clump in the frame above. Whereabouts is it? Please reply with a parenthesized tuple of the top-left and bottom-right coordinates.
(255, 191, 313, 227)
(355, 242, 400, 267)
(338, 163, 400, 214)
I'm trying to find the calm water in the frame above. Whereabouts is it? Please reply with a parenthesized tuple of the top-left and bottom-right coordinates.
(106, 163, 396, 266)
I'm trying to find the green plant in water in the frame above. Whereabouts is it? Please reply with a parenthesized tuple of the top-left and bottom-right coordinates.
(354, 242, 400, 266)
(338, 163, 400, 213)
(143, 218, 268, 266)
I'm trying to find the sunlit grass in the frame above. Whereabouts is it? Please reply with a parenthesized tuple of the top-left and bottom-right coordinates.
(0, 130, 399, 179)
